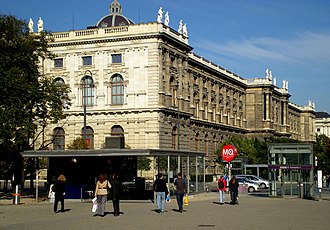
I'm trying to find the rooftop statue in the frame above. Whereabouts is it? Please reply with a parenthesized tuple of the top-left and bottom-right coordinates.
(37, 17, 43, 32)
(178, 19, 183, 34)
(157, 7, 163, 23)
(164, 11, 169, 26)
(28, 18, 34, 33)
(183, 23, 188, 37)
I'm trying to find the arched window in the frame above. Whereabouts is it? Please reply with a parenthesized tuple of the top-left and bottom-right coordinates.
(55, 77, 65, 85)
(111, 125, 124, 136)
(55, 77, 69, 107)
(81, 76, 94, 107)
(81, 126, 94, 149)
(53, 127, 65, 150)
(111, 74, 124, 105)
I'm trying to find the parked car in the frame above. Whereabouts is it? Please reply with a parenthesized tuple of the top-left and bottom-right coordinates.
(236, 174, 270, 189)
(235, 177, 260, 193)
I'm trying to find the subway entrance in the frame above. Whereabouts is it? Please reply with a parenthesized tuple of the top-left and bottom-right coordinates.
(268, 143, 314, 198)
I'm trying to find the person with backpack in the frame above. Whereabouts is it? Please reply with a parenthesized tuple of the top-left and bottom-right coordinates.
(218, 175, 226, 205)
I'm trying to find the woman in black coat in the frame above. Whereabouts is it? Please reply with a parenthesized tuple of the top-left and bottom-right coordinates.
(53, 174, 66, 213)
(229, 176, 239, 205)
(110, 174, 122, 216)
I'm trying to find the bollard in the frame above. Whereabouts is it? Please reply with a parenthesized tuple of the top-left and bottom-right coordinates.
(13, 185, 20, 205)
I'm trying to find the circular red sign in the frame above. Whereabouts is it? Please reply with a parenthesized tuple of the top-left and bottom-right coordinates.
(221, 144, 238, 162)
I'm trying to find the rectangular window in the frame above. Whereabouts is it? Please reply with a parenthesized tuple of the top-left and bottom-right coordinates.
(54, 58, 63, 68)
(112, 54, 122, 64)
(82, 56, 92, 66)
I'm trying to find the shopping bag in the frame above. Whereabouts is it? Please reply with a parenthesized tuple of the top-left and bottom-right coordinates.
(166, 194, 171, 203)
(184, 194, 189, 206)
(91, 197, 98, 213)
(49, 192, 55, 203)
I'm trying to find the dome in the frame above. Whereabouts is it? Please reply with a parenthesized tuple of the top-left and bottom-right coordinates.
(96, 0, 134, 28)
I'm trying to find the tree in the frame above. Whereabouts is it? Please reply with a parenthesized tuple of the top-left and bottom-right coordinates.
(137, 157, 152, 176)
(67, 137, 88, 150)
(0, 15, 71, 186)
(314, 134, 330, 175)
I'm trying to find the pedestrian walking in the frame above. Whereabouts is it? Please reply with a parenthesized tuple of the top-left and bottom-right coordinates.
(153, 173, 168, 213)
(174, 172, 186, 212)
(94, 174, 111, 217)
(217, 175, 226, 205)
(229, 176, 239, 205)
(110, 173, 122, 216)
(53, 174, 66, 213)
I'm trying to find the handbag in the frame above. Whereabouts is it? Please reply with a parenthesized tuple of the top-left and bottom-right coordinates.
(184, 194, 189, 206)
(166, 194, 171, 203)
(91, 197, 98, 213)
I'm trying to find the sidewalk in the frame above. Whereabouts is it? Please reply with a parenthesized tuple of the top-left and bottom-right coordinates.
(1, 192, 329, 230)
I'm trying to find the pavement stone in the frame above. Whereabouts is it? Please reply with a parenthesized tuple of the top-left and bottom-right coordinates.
(1, 192, 330, 230)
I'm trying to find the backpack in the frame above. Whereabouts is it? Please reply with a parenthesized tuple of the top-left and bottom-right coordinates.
(218, 179, 225, 189)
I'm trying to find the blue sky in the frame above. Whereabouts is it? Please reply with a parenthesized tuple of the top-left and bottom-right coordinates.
(2, 0, 330, 112)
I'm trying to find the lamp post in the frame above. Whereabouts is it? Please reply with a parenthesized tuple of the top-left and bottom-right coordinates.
(171, 104, 180, 150)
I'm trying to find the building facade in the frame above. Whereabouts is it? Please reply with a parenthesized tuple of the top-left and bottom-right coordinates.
(40, 1, 315, 174)
(315, 111, 330, 137)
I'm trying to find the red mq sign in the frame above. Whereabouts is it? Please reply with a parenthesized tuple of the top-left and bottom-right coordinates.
(221, 144, 238, 162)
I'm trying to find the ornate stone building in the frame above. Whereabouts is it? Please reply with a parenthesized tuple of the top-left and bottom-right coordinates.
(315, 111, 330, 137)
(42, 1, 315, 174)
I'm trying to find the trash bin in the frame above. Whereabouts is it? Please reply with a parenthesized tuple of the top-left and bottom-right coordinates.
(13, 185, 20, 205)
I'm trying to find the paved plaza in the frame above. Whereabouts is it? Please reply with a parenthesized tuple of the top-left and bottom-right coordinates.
(1, 192, 330, 230)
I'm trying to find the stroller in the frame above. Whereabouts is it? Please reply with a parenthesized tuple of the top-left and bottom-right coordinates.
(230, 191, 239, 205)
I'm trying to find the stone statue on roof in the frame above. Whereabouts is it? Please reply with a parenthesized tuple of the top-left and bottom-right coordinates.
(178, 19, 183, 34)
(28, 18, 34, 33)
(157, 7, 163, 23)
(164, 11, 169, 26)
(282, 80, 288, 90)
(183, 23, 188, 37)
(37, 17, 43, 32)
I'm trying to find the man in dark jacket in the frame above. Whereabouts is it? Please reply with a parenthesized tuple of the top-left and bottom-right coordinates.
(174, 173, 186, 212)
(153, 173, 168, 213)
(110, 174, 122, 216)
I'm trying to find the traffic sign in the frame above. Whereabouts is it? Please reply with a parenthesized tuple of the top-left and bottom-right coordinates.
(221, 144, 238, 162)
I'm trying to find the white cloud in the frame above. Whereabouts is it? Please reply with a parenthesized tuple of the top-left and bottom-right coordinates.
(197, 31, 330, 67)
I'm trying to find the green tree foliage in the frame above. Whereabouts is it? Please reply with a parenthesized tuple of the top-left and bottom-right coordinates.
(137, 156, 152, 176)
(67, 137, 88, 150)
(314, 134, 330, 175)
(0, 15, 71, 182)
